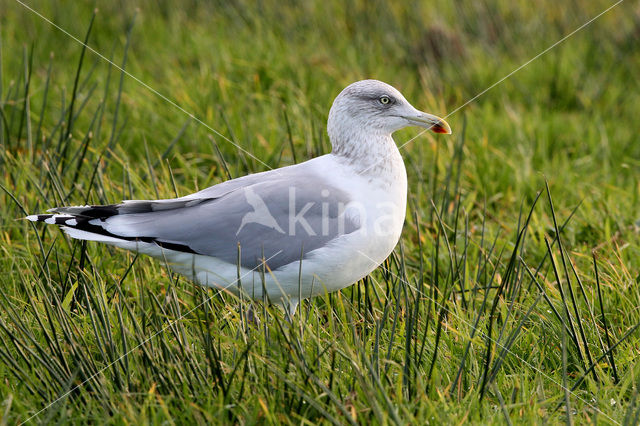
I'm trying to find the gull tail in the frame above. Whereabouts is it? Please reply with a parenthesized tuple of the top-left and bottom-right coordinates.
(26, 206, 139, 244)
(26, 200, 206, 253)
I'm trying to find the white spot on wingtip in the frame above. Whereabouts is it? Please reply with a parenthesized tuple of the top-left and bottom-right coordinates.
(44, 217, 56, 224)
(26, 215, 39, 222)
(66, 218, 78, 226)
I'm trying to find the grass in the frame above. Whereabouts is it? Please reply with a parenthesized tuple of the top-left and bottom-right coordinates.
(1, 0, 640, 423)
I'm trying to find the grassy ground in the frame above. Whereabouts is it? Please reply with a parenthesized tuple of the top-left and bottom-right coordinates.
(1, 0, 640, 424)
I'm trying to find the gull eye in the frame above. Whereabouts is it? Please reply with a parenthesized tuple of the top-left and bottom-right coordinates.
(379, 95, 391, 105)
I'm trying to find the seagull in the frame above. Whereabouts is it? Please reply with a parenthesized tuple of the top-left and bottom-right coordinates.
(27, 80, 451, 316)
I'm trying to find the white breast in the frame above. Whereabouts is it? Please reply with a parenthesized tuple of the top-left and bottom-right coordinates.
(284, 149, 408, 294)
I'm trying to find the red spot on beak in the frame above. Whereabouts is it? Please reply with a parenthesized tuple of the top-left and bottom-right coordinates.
(430, 121, 451, 134)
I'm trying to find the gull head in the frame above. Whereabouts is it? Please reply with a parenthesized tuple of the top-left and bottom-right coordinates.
(327, 80, 451, 156)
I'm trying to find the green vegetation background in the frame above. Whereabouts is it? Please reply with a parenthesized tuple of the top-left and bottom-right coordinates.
(1, 0, 639, 424)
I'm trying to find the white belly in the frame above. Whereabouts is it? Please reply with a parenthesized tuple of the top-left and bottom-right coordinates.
(165, 221, 403, 303)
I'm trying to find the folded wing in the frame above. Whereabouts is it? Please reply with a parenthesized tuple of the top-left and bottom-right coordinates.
(29, 170, 359, 270)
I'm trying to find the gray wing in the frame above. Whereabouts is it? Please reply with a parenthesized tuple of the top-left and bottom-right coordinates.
(49, 167, 359, 270)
